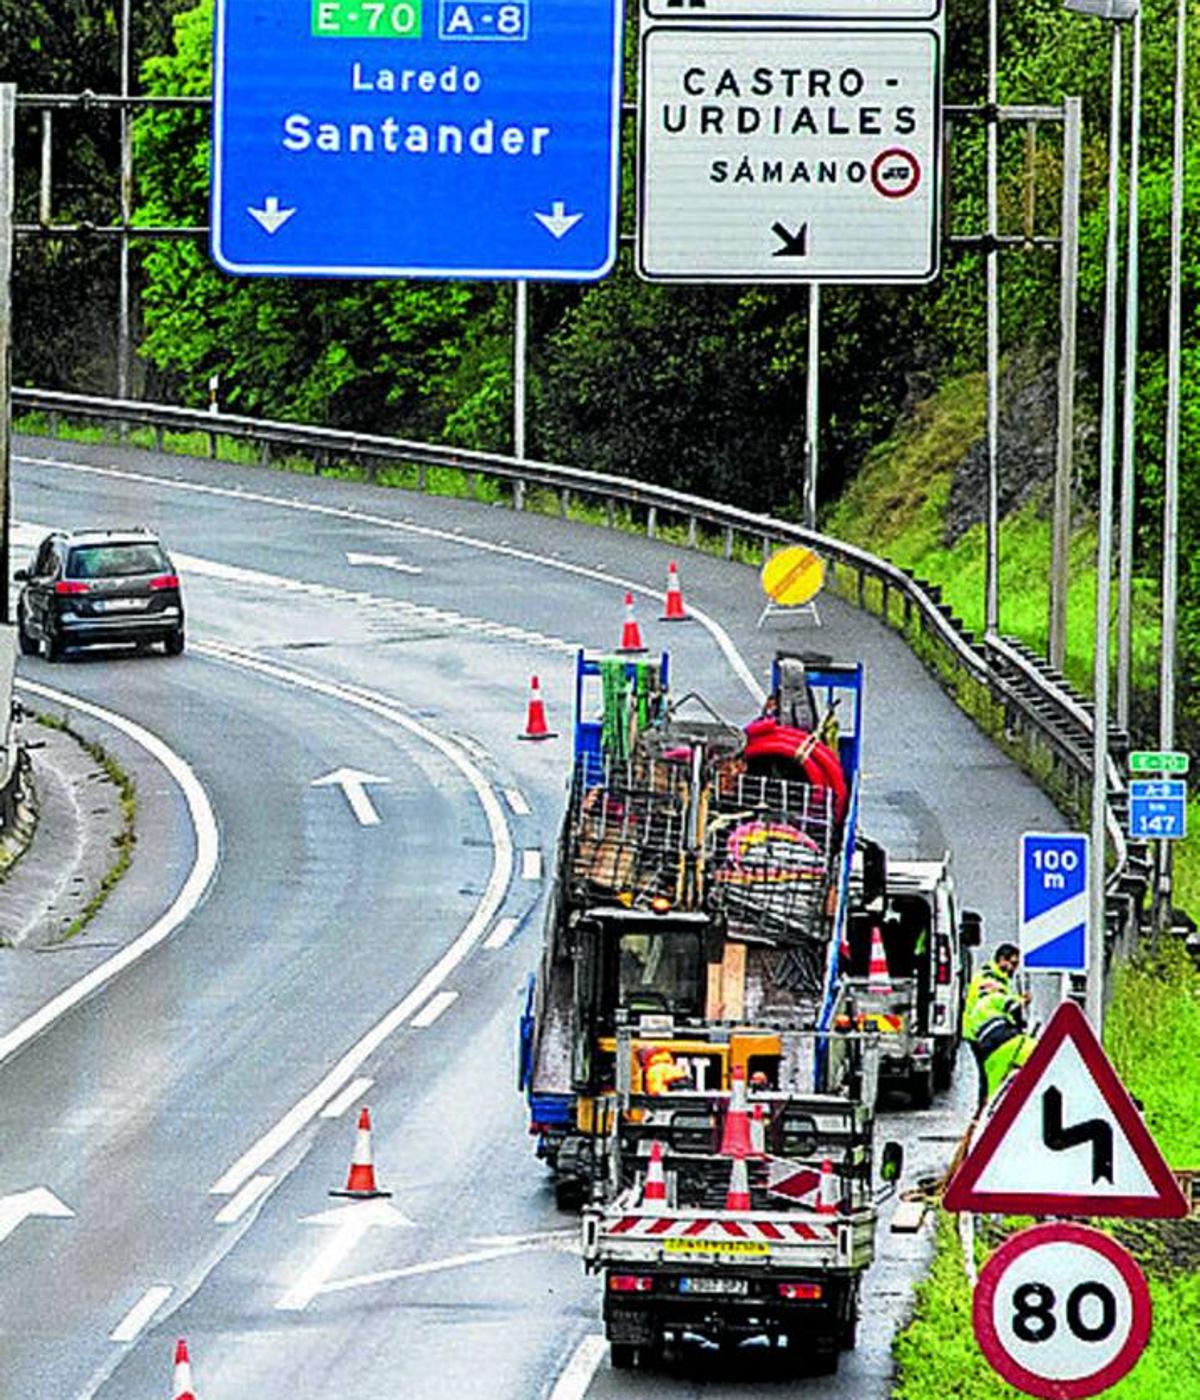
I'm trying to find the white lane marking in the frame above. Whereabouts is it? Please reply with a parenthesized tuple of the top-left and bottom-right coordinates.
(0, 683, 219, 1070)
(550, 1335, 609, 1400)
(345, 550, 422, 575)
(409, 989, 457, 1029)
(484, 916, 519, 950)
(310, 766, 390, 826)
(320, 1077, 374, 1119)
(16, 457, 764, 703)
(318, 1241, 546, 1299)
(108, 1285, 173, 1344)
(522, 848, 544, 881)
(504, 787, 531, 816)
(0, 1187, 73, 1246)
(213, 1174, 275, 1226)
(277, 1199, 414, 1313)
(203, 643, 513, 1196)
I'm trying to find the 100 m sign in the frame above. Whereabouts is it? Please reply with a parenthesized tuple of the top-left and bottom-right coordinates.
(313, 2, 422, 37)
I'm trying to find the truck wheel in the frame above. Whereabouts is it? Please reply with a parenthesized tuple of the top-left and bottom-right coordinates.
(933, 1039, 957, 1093)
(839, 1312, 859, 1350)
(610, 1344, 638, 1370)
(554, 1176, 585, 1212)
(908, 1068, 934, 1109)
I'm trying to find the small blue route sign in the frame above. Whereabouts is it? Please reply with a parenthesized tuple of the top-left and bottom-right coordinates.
(1019, 832, 1089, 973)
(1129, 779, 1188, 842)
(211, 1, 623, 279)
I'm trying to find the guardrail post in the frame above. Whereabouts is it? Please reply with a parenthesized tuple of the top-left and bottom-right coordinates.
(259, 440, 271, 467)
(881, 579, 890, 622)
(687, 516, 698, 549)
(154, 424, 164, 454)
(469, 471, 479, 500)
(417, 463, 427, 491)
(606, 497, 615, 529)
(48, 410, 59, 437)
(761, 536, 772, 564)
(560, 487, 570, 517)
(647, 505, 657, 539)
(723, 527, 734, 560)
(513, 478, 526, 511)
(207, 428, 217, 459)
(856, 568, 866, 609)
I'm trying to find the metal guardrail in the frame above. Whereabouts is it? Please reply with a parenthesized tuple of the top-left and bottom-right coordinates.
(11, 386, 1149, 974)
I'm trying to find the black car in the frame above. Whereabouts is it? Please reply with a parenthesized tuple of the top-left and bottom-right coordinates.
(16, 528, 186, 660)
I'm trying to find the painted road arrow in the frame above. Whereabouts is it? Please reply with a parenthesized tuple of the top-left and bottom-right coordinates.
(772, 221, 809, 257)
(534, 201, 584, 239)
(276, 1199, 414, 1312)
(0, 1187, 74, 1246)
(345, 551, 423, 576)
(311, 768, 391, 827)
(248, 196, 297, 234)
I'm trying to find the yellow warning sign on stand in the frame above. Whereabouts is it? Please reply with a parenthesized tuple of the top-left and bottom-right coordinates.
(758, 546, 825, 629)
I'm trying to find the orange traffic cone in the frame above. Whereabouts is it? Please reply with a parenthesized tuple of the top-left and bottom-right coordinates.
(172, 1339, 196, 1400)
(719, 1066, 761, 1159)
(724, 1154, 751, 1211)
(330, 1106, 392, 1200)
(518, 674, 557, 741)
(642, 1140, 667, 1209)
(617, 593, 648, 653)
(816, 1159, 839, 1216)
(661, 562, 688, 621)
(867, 925, 892, 992)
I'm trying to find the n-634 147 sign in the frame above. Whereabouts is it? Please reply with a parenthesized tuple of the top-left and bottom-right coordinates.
(973, 1223, 1152, 1399)
(637, 24, 943, 282)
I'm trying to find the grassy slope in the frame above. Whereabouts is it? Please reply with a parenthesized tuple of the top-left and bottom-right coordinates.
(843, 376, 1200, 1397)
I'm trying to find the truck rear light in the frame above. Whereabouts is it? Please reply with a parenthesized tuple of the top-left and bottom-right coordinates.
(936, 937, 952, 984)
(778, 1282, 823, 1301)
(609, 1274, 653, 1293)
(149, 574, 180, 590)
(55, 580, 90, 594)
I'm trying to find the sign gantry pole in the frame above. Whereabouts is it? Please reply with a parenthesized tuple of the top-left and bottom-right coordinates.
(0, 84, 14, 625)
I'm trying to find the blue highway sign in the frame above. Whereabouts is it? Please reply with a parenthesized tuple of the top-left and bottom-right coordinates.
(1019, 832, 1089, 973)
(1129, 779, 1188, 842)
(212, 1, 623, 279)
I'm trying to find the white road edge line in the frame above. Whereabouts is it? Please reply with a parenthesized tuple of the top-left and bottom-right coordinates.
(0, 683, 219, 1070)
(109, 1285, 173, 1344)
(409, 989, 458, 1029)
(484, 916, 519, 950)
(17, 454, 765, 705)
(213, 1174, 276, 1226)
(549, 1334, 609, 1400)
(320, 1077, 374, 1119)
(318, 1241, 541, 1298)
(504, 787, 531, 817)
(201, 643, 513, 1197)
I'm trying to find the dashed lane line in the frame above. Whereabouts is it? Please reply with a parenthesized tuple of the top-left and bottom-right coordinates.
(409, 989, 458, 1029)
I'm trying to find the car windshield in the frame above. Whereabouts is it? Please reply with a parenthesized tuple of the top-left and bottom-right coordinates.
(67, 543, 169, 579)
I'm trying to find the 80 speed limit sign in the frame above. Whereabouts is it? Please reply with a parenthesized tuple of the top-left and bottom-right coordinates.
(974, 1223, 1151, 1397)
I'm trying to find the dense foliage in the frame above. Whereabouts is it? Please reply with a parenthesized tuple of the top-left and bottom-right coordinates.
(1, 0, 1196, 735)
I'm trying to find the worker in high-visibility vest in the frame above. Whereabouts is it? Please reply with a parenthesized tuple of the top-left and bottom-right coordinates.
(640, 1046, 691, 1096)
(963, 942, 1036, 1106)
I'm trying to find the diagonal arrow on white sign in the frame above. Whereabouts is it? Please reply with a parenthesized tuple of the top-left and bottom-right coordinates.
(311, 768, 391, 827)
(276, 1198, 414, 1312)
(0, 1187, 74, 1246)
(345, 551, 423, 576)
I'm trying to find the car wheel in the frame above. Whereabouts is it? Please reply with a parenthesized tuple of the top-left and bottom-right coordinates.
(609, 1344, 638, 1370)
(17, 611, 38, 656)
(163, 627, 185, 656)
(42, 626, 62, 663)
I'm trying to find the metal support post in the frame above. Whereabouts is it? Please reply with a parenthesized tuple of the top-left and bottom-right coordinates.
(984, 0, 1001, 637)
(0, 86, 13, 624)
(1116, 9, 1142, 731)
(1049, 97, 1082, 670)
(39, 111, 52, 224)
(1088, 26, 1124, 1033)
(117, 0, 133, 402)
(1157, 0, 1187, 935)
(514, 279, 528, 459)
(804, 282, 820, 531)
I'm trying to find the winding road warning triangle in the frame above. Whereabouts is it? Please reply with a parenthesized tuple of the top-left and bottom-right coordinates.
(944, 1000, 1188, 1218)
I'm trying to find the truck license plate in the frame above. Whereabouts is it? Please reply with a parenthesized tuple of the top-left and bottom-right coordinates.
(680, 1276, 749, 1296)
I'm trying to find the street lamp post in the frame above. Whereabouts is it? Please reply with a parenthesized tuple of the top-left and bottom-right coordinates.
(1061, 0, 1139, 1032)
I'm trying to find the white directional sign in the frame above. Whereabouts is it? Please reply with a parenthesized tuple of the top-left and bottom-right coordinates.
(944, 1001, 1188, 1219)
(1020, 832, 1089, 972)
(974, 1223, 1152, 1400)
(638, 25, 943, 281)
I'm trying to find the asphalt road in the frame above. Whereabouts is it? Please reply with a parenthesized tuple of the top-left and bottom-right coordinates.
(0, 436, 1066, 1399)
